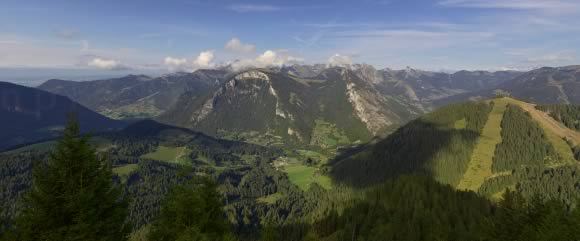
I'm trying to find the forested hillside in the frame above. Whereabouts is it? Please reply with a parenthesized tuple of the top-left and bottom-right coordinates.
(331, 101, 493, 187)
(0, 81, 124, 151)
(536, 104, 580, 131)
(2, 98, 580, 241)
(331, 97, 580, 202)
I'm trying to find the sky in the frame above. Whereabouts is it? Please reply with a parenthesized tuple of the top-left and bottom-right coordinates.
(1, 0, 580, 81)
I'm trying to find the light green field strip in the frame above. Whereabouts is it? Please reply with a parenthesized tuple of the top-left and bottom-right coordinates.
(256, 192, 283, 204)
(283, 164, 332, 191)
(141, 146, 191, 164)
(456, 99, 508, 191)
(491, 184, 516, 202)
(113, 164, 138, 176)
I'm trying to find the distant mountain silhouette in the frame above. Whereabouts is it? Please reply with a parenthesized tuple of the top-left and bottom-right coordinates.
(0, 81, 124, 150)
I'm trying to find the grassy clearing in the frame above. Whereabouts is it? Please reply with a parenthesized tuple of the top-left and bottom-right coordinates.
(543, 131, 576, 165)
(5, 141, 55, 154)
(517, 102, 577, 164)
(256, 193, 283, 204)
(490, 185, 516, 202)
(454, 118, 467, 129)
(310, 119, 350, 149)
(283, 164, 332, 191)
(113, 164, 138, 183)
(457, 99, 508, 191)
(141, 146, 191, 164)
(297, 150, 329, 164)
(113, 164, 138, 176)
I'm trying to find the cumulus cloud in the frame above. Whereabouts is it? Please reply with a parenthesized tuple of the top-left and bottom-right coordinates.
(328, 54, 353, 67)
(88, 57, 128, 70)
(164, 56, 188, 71)
(163, 50, 216, 72)
(230, 50, 302, 71)
(193, 50, 215, 68)
(225, 38, 256, 54)
(438, 0, 580, 14)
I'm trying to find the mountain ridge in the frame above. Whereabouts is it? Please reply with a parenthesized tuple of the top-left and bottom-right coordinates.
(0, 81, 124, 150)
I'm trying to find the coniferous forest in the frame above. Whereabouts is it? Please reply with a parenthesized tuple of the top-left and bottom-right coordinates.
(2, 98, 580, 241)
(4, 1, 580, 240)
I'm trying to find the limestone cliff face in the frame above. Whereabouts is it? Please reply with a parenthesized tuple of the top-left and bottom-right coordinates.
(191, 70, 287, 123)
(160, 67, 428, 146)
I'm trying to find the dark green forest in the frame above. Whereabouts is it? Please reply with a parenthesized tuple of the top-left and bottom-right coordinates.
(330, 101, 492, 187)
(3, 100, 580, 240)
(492, 105, 557, 172)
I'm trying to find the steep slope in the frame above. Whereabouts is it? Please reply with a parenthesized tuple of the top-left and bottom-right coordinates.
(436, 66, 580, 106)
(159, 68, 421, 149)
(456, 99, 508, 191)
(38, 69, 230, 119)
(331, 97, 580, 200)
(0, 81, 123, 150)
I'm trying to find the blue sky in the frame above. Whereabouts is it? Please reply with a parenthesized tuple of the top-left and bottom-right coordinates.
(1, 0, 579, 76)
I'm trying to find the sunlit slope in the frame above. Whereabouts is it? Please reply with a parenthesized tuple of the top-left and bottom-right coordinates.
(456, 99, 508, 191)
(332, 97, 580, 199)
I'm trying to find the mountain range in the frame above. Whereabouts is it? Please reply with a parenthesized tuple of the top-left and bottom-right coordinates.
(4, 64, 580, 152)
(435, 65, 580, 106)
(38, 69, 229, 119)
(2, 65, 580, 239)
(0, 81, 123, 151)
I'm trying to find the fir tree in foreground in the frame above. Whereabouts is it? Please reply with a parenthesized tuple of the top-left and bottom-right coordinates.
(13, 116, 130, 241)
(148, 177, 235, 241)
(485, 189, 580, 241)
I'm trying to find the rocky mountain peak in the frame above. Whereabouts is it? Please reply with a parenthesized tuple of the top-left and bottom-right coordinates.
(234, 70, 270, 81)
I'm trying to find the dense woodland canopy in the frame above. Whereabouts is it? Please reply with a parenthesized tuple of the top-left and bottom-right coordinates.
(492, 105, 557, 172)
(2, 99, 580, 240)
(331, 101, 492, 187)
(3, 118, 130, 241)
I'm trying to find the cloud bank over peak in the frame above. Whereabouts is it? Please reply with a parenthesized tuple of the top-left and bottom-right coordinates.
(230, 49, 303, 71)
(194, 50, 215, 68)
(88, 57, 127, 70)
(328, 54, 353, 67)
(164, 57, 188, 71)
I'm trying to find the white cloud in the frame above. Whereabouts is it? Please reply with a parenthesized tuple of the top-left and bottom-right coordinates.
(164, 56, 188, 71)
(257, 50, 302, 66)
(230, 50, 303, 71)
(88, 57, 127, 70)
(193, 50, 215, 68)
(225, 38, 256, 54)
(525, 51, 576, 65)
(439, 0, 580, 13)
(328, 54, 353, 67)
(163, 50, 216, 72)
(227, 4, 280, 13)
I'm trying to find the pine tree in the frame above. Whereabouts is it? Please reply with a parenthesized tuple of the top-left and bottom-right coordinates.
(14, 116, 130, 241)
(148, 177, 235, 241)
